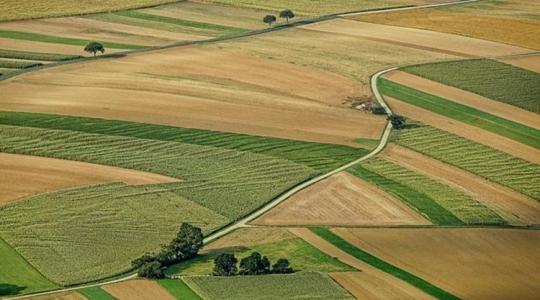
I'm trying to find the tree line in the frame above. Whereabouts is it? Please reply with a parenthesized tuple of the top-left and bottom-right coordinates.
(213, 252, 293, 276)
(264, 9, 295, 27)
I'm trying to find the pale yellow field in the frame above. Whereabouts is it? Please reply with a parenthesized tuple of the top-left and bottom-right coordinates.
(103, 280, 174, 300)
(334, 228, 540, 299)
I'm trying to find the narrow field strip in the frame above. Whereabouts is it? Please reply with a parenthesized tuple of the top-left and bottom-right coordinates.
(0, 49, 82, 61)
(114, 10, 248, 35)
(380, 78, 540, 149)
(396, 123, 540, 200)
(0, 111, 366, 173)
(78, 286, 115, 300)
(402, 59, 540, 113)
(103, 279, 175, 300)
(0, 59, 41, 69)
(310, 227, 460, 300)
(159, 279, 201, 300)
(0, 237, 58, 296)
(0, 30, 145, 50)
(351, 157, 505, 225)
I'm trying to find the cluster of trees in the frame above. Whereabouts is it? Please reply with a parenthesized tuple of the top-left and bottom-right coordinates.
(388, 114, 407, 129)
(263, 9, 295, 27)
(132, 223, 203, 279)
(213, 252, 293, 276)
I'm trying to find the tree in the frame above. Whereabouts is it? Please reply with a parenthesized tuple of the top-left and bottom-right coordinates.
(279, 9, 295, 23)
(158, 223, 204, 265)
(213, 253, 238, 276)
(131, 253, 156, 269)
(263, 15, 277, 27)
(84, 42, 105, 57)
(138, 261, 165, 279)
(387, 114, 407, 129)
(272, 258, 293, 274)
(239, 252, 271, 275)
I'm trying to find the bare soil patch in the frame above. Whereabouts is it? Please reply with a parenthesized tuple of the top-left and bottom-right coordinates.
(386, 96, 540, 164)
(304, 19, 531, 57)
(382, 144, 540, 225)
(0, 47, 385, 146)
(385, 70, 540, 129)
(499, 54, 540, 73)
(289, 228, 430, 299)
(334, 227, 540, 300)
(0, 153, 178, 205)
(103, 279, 174, 300)
(253, 172, 430, 226)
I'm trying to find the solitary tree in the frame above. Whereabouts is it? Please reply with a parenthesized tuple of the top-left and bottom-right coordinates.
(239, 252, 271, 275)
(213, 253, 238, 276)
(138, 261, 165, 279)
(263, 15, 277, 27)
(84, 42, 105, 57)
(279, 9, 295, 23)
(388, 114, 407, 129)
(272, 258, 293, 274)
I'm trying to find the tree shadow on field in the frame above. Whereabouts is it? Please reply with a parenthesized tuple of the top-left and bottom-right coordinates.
(0, 283, 26, 296)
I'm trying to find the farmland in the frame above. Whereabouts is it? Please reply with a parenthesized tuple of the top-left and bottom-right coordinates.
(183, 272, 354, 300)
(159, 279, 201, 300)
(102, 280, 176, 300)
(401, 59, 540, 113)
(351, 0, 540, 49)
(396, 123, 540, 200)
(78, 287, 115, 300)
(333, 228, 540, 299)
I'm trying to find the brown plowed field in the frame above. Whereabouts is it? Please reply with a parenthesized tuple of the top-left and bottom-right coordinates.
(303, 19, 531, 57)
(0, 47, 385, 146)
(0, 153, 178, 205)
(253, 172, 430, 226)
(386, 96, 540, 164)
(499, 54, 540, 73)
(382, 144, 540, 225)
(103, 280, 174, 300)
(289, 228, 430, 299)
(330, 272, 432, 300)
(334, 228, 540, 300)
(384, 71, 540, 129)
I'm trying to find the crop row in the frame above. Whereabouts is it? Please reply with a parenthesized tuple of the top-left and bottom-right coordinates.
(0, 182, 229, 285)
(402, 59, 540, 113)
(183, 272, 353, 300)
(354, 157, 505, 225)
(0, 49, 82, 61)
(0, 111, 366, 173)
(396, 123, 540, 200)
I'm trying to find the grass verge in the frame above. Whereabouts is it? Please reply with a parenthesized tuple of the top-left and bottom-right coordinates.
(380, 78, 540, 149)
(310, 227, 460, 300)
(159, 279, 201, 300)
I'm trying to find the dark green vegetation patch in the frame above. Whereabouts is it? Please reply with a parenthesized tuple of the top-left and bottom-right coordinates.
(396, 122, 540, 200)
(183, 272, 354, 300)
(402, 59, 540, 113)
(379, 78, 540, 149)
(310, 227, 460, 300)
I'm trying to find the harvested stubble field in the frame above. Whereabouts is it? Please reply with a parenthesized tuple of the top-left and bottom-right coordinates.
(333, 227, 540, 299)
(0, 49, 81, 61)
(103, 280, 176, 300)
(170, 227, 353, 276)
(183, 272, 354, 300)
(0, 152, 177, 205)
(500, 53, 540, 73)
(349, 157, 505, 225)
(379, 79, 540, 149)
(0, 45, 387, 146)
(253, 172, 430, 226)
(396, 123, 540, 200)
(401, 59, 540, 113)
(350, 0, 540, 50)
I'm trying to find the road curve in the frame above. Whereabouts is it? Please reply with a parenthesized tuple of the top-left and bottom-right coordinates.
(3, 0, 479, 298)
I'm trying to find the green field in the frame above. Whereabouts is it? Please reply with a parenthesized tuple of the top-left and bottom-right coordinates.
(396, 122, 540, 200)
(0, 49, 82, 61)
(402, 59, 540, 113)
(0, 237, 57, 296)
(159, 279, 202, 300)
(0, 59, 42, 69)
(168, 236, 354, 276)
(114, 10, 247, 36)
(0, 30, 145, 50)
(183, 272, 354, 300)
(349, 157, 505, 225)
(380, 78, 540, 149)
(0, 183, 228, 285)
(79, 286, 116, 300)
(310, 227, 459, 300)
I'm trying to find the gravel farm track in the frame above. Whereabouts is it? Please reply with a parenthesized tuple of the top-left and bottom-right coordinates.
(3, 0, 482, 298)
